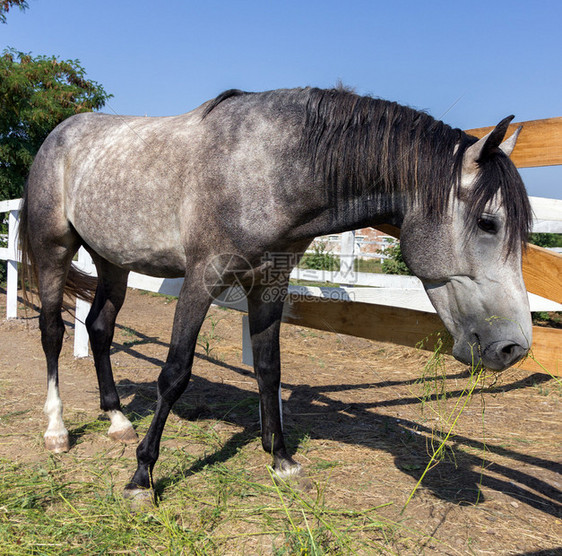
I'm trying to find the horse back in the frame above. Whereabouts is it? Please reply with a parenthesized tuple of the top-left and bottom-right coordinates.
(26, 92, 313, 276)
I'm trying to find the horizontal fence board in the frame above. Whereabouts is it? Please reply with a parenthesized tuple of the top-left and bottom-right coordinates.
(282, 297, 562, 377)
(0, 199, 21, 212)
(290, 267, 424, 289)
(527, 292, 562, 312)
(289, 284, 561, 312)
(529, 196, 562, 223)
(518, 327, 562, 376)
(118, 277, 562, 314)
(374, 195, 562, 234)
(522, 244, 562, 304)
(127, 272, 184, 297)
(289, 285, 435, 311)
(465, 117, 562, 168)
(0, 246, 19, 261)
(532, 220, 562, 233)
(282, 297, 444, 351)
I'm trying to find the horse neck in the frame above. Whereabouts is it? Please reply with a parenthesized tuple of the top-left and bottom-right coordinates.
(338, 190, 406, 231)
(288, 187, 407, 241)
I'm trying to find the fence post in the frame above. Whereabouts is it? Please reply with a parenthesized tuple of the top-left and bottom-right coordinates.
(241, 314, 254, 367)
(339, 230, 356, 285)
(74, 247, 93, 357)
(6, 209, 20, 319)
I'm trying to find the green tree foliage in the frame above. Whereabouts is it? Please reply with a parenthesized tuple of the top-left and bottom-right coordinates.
(379, 243, 412, 275)
(528, 233, 562, 249)
(0, 49, 112, 200)
(0, 0, 28, 23)
(300, 242, 340, 271)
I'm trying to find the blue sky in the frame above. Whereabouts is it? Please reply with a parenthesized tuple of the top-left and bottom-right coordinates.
(2, 0, 561, 198)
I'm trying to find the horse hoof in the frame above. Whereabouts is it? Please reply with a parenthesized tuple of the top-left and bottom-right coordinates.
(123, 487, 155, 511)
(271, 463, 313, 491)
(108, 425, 138, 443)
(44, 432, 70, 453)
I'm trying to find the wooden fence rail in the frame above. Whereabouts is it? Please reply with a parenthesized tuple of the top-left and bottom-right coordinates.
(465, 117, 562, 169)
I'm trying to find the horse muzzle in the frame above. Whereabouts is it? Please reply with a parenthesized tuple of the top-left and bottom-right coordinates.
(453, 336, 530, 372)
(480, 340, 530, 371)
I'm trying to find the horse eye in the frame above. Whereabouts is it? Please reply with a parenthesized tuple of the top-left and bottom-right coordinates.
(477, 217, 498, 234)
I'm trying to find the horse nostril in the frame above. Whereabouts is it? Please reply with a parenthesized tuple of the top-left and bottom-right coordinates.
(498, 342, 528, 367)
(481, 341, 529, 371)
(501, 343, 515, 355)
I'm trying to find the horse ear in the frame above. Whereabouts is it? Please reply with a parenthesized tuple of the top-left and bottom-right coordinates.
(465, 115, 515, 164)
(499, 125, 522, 157)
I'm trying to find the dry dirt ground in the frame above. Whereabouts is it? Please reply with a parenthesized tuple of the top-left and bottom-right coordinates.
(0, 287, 561, 554)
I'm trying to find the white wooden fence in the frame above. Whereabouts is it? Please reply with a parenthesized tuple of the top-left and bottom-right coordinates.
(0, 198, 21, 320)
(2, 195, 562, 365)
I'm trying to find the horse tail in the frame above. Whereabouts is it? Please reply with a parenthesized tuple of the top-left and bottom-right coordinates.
(18, 190, 97, 308)
(64, 266, 97, 305)
(18, 189, 37, 309)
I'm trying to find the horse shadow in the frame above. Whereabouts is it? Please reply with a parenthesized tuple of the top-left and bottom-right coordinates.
(102, 323, 560, 517)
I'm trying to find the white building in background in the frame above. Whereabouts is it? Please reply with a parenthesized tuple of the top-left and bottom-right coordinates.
(310, 227, 397, 261)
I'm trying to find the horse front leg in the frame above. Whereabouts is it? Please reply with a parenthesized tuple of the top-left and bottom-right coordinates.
(247, 285, 303, 480)
(123, 269, 212, 506)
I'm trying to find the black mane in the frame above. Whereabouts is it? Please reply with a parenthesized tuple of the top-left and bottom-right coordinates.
(301, 87, 462, 210)
(301, 87, 531, 251)
(201, 89, 247, 119)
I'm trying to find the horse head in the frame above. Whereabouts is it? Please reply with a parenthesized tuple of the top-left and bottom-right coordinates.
(400, 118, 532, 371)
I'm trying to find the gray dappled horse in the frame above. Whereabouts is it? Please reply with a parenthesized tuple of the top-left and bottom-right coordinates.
(19, 87, 532, 504)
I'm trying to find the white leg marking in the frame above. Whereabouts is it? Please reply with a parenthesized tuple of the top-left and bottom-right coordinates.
(273, 462, 304, 482)
(44, 379, 69, 452)
(107, 410, 137, 442)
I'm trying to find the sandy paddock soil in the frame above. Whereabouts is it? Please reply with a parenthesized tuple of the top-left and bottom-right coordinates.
(0, 287, 561, 554)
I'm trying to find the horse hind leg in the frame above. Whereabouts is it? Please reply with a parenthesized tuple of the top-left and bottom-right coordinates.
(85, 257, 136, 443)
(42, 300, 69, 453)
(37, 248, 78, 453)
